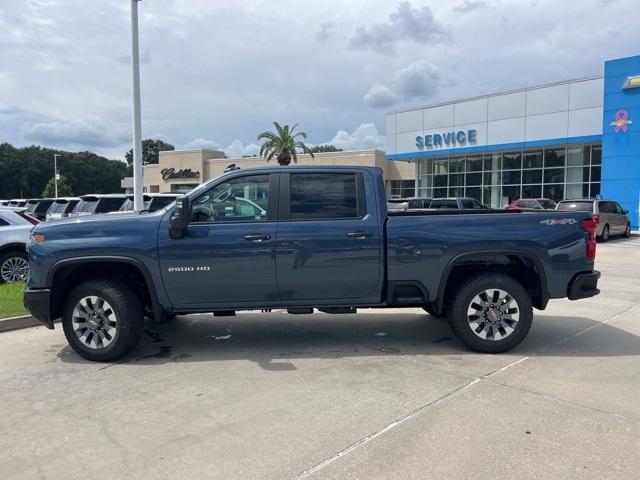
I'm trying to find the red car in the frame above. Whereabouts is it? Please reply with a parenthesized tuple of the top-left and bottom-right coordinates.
(506, 198, 557, 210)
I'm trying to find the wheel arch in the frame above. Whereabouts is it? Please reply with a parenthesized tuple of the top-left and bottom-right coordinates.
(437, 250, 549, 313)
(0, 242, 27, 257)
(47, 256, 165, 322)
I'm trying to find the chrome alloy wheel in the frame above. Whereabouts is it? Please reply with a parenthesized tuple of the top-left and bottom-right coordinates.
(467, 289, 519, 341)
(0, 256, 29, 283)
(72, 296, 118, 349)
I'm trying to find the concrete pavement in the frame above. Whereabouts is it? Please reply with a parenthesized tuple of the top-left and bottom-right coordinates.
(1, 237, 639, 479)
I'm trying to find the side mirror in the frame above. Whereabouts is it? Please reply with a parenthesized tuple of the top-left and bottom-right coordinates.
(623, 209, 629, 215)
(170, 195, 190, 239)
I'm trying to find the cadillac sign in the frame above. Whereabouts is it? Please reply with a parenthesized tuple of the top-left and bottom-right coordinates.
(161, 168, 201, 182)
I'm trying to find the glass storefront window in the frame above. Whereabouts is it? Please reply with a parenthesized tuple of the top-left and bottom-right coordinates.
(466, 155, 483, 172)
(413, 143, 600, 207)
(544, 168, 565, 184)
(545, 148, 566, 168)
(522, 185, 542, 198)
(523, 150, 543, 169)
(503, 152, 522, 170)
(503, 170, 522, 185)
(484, 153, 501, 171)
(522, 169, 542, 184)
(450, 156, 465, 173)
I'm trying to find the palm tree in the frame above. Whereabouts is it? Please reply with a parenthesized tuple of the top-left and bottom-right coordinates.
(257, 122, 314, 165)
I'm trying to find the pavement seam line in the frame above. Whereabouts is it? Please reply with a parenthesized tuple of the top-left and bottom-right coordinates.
(485, 378, 640, 423)
(289, 377, 481, 480)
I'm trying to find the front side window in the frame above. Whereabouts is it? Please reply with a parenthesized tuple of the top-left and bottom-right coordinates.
(290, 173, 359, 220)
(191, 175, 269, 223)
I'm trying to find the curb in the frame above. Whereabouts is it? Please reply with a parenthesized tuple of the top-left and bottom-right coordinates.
(0, 315, 44, 333)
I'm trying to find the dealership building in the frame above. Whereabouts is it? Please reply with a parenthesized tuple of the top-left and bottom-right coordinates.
(385, 54, 640, 227)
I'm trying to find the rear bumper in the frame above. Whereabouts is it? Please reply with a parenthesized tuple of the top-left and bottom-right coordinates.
(23, 288, 54, 329)
(568, 271, 600, 300)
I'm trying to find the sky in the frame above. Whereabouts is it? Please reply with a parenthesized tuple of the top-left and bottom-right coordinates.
(0, 0, 638, 160)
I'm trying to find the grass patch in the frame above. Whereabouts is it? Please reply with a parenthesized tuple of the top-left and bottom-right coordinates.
(0, 282, 28, 319)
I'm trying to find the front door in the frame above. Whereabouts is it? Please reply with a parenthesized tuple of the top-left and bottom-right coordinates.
(158, 173, 279, 307)
(275, 171, 382, 303)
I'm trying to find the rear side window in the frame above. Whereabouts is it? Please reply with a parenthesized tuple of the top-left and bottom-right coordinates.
(97, 198, 126, 213)
(557, 201, 593, 212)
(290, 173, 361, 220)
(431, 200, 458, 209)
(74, 200, 98, 213)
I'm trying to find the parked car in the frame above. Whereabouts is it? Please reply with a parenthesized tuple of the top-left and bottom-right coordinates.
(8, 199, 28, 207)
(430, 197, 487, 209)
(387, 197, 432, 211)
(25, 166, 600, 362)
(0, 207, 39, 283)
(506, 198, 557, 210)
(118, 193, 178, 213)
(25, 199, 56, 222)
(46, 197, 80, 221)
(69, 194, 127, 217)
(556, 198, 631, 242)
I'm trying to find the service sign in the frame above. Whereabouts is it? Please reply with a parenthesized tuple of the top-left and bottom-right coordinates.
(415, 129, 478, 150)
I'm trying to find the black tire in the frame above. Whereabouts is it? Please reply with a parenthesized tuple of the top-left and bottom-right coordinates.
(0, 250, 29, 284)
(599, 224, 609, 243)
(447, 273, 533, 353)
(62, 279, 144, 362)
(624, 223, 631, 238)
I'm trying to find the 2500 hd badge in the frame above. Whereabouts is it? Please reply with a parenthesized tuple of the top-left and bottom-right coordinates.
(167, 266, 211, 272)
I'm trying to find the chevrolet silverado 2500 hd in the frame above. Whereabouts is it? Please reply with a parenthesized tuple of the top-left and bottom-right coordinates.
(24, 166, 600, 361)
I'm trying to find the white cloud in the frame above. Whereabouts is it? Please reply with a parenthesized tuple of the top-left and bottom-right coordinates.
(22, 116, 130, 148)
(327, 123, 384, 150)
(453, 0, 488, 13)
(184, 138, 221, 149)
(364, 61, 441, 109)
(225, 140, 261, 158)
(348, 1, 449, 54)
(364, 83, 397, 109)
(316, 22, 335, 43)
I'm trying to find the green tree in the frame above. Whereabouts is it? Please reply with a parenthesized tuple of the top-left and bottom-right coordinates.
(125, 139, 175, 166)
(42, 175, 73, 197)
(257, 122, 314, 165)
(310, 144, 342, 153)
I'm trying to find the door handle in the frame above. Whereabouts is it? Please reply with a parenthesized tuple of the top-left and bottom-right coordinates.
(244, 234, 271, 242)
(347, 231, 373, 239)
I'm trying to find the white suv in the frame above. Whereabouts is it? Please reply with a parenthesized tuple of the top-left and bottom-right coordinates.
(0, 207, 39, 283)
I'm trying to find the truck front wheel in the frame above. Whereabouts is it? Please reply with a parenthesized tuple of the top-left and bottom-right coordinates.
(447, 273, 533, 353)
(62, 279, 144, 362)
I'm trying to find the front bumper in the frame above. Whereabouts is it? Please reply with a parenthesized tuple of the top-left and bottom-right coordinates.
(23, 288, 54, 329)
(568, 271, 601, 300)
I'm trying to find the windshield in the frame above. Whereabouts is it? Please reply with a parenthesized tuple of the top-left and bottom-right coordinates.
(557, 201, 593, 212)
(73, 200, 98, 214)
(538, 199, 557, 209)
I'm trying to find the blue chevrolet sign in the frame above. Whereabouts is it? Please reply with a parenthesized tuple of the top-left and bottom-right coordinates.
(416, 129, 478, 149)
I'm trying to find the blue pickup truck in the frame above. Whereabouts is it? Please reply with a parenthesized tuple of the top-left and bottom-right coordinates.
(25, 166, 600, 361)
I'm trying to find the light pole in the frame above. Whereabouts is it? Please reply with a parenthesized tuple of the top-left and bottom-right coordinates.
(130, 0, 144, 212)
(53, 154, 61, 197)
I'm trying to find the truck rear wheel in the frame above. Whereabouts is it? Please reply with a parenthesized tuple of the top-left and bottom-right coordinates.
(62, 279, 144, 362)
(447, 273, 532, 353)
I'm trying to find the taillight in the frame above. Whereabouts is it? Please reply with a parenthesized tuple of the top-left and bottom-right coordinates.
(581, 217, 597, 262)
(17, 211, 40, 225)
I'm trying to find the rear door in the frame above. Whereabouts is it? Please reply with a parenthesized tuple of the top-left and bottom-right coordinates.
(275, 171, 382, 303)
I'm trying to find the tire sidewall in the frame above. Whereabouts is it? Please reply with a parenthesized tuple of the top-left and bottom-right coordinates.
(62, 279, 143, 361)
(625, 223, 631, 238)
(448, 273, 533, 353)
(601, 225, 609, 242)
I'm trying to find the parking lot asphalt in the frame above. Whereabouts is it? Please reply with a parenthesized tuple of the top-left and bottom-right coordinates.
(1, 237, 640, 480)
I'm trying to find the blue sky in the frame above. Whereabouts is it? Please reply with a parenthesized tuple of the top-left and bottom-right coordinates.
(0, 0, 638, 159)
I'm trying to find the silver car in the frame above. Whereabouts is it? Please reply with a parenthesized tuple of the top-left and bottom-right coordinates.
(0, 207, 39, 283)
(556, 199, 631, 242)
